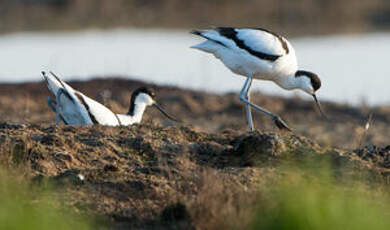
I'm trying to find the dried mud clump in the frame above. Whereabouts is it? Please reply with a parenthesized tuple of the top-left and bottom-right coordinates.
(232, 132, 286, 166)
(355, 145, 390, 169)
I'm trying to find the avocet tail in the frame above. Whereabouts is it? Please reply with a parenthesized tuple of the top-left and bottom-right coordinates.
(42, 71, 65, 96)
(190, 29, 228, 52)
(42, 71, 78, 103)
(190, 30, 206, 37)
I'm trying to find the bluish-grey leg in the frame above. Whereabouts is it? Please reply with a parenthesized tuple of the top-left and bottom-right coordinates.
(239, 76, 291, 131)
(244, 77, 254, 131)
(46, 96, 57, 112)
(47, 96, 67, 124)
(54, 89, 68, 125)
(239, 76, 254, 131)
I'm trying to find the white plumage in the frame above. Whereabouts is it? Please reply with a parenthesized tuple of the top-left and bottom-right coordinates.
(191, 28, 298, 86)
(44, 71, 95, 125)
(191, 27, 326, 131)
(235, 29, 288, 56)
(43, 71, 178, 126)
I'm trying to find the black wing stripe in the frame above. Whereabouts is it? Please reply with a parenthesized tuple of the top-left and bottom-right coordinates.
(75, 92, 99, 125)
(49, 71, 66, 88)
(252, 27, 289, 55)
(217, 27, 282, 62)
(59, 89, 75, 104)
(49, 71, 76, 104)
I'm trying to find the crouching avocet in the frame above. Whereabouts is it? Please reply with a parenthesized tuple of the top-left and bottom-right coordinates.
(191, 27, 327, 131)
(42, 71, 179, 126)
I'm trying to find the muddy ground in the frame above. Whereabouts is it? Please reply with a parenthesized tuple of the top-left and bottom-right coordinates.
(0, 77, 389, 148)
(0, 78, 389, 229)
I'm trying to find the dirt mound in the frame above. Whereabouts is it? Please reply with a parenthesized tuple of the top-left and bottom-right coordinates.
(0, 122, 387, 229)
(0, 78, 390, 228)
(0, 77, 389, 148)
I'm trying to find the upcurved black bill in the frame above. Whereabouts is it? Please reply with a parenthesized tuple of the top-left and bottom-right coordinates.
(153, 103, 181, 122)
(312, 94, 328, 120)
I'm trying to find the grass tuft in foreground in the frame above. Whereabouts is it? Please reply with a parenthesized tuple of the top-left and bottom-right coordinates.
(248, 168, 390, 230)
(0, 171, 92, 230)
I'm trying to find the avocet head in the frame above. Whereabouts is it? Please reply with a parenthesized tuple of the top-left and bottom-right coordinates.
(295, 70, 327, 119)
(132, 87, 156, 106)
(128, 87, 180, 122)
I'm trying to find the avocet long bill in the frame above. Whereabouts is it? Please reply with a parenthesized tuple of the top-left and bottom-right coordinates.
(42, 71, 179, 126)
(191, 27, 327, 131)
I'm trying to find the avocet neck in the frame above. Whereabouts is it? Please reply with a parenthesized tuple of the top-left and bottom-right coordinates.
(118, 103, 147, 125)
(276, 73, 300, 90)
(132, 103, 147, 123)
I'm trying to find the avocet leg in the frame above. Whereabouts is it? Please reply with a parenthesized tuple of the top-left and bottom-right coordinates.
(238, 76, 291, 131)
(54, 89, 67, 125)
(46, 96, 57, 112)
(244, 77, 254, 131)
(48, 96, 68, 125)
(239, 76, 254, 131)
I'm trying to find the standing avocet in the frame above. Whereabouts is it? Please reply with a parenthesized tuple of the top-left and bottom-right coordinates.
(191, 27, 326, 131)
(42, 71, 179, 126)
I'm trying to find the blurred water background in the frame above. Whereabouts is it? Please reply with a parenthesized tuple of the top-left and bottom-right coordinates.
(0, 0, 390, 105)
(0, 29, 390, 106)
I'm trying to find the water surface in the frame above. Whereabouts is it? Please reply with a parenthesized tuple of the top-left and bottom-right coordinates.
(0, 29, 389, 105)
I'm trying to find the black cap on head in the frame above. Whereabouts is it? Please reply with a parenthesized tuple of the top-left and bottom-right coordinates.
(128, 87, 156, 115)
(296, 70, 327, 118)
(132, 87, 156, 99)
(295, 70, 321, 92)
(127, 86, 181, 122)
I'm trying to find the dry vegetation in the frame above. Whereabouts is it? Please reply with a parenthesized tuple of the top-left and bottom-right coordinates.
(0, 122, 389, 229)
(0, 78, 390, 229)
(1, 0, 390, 35)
